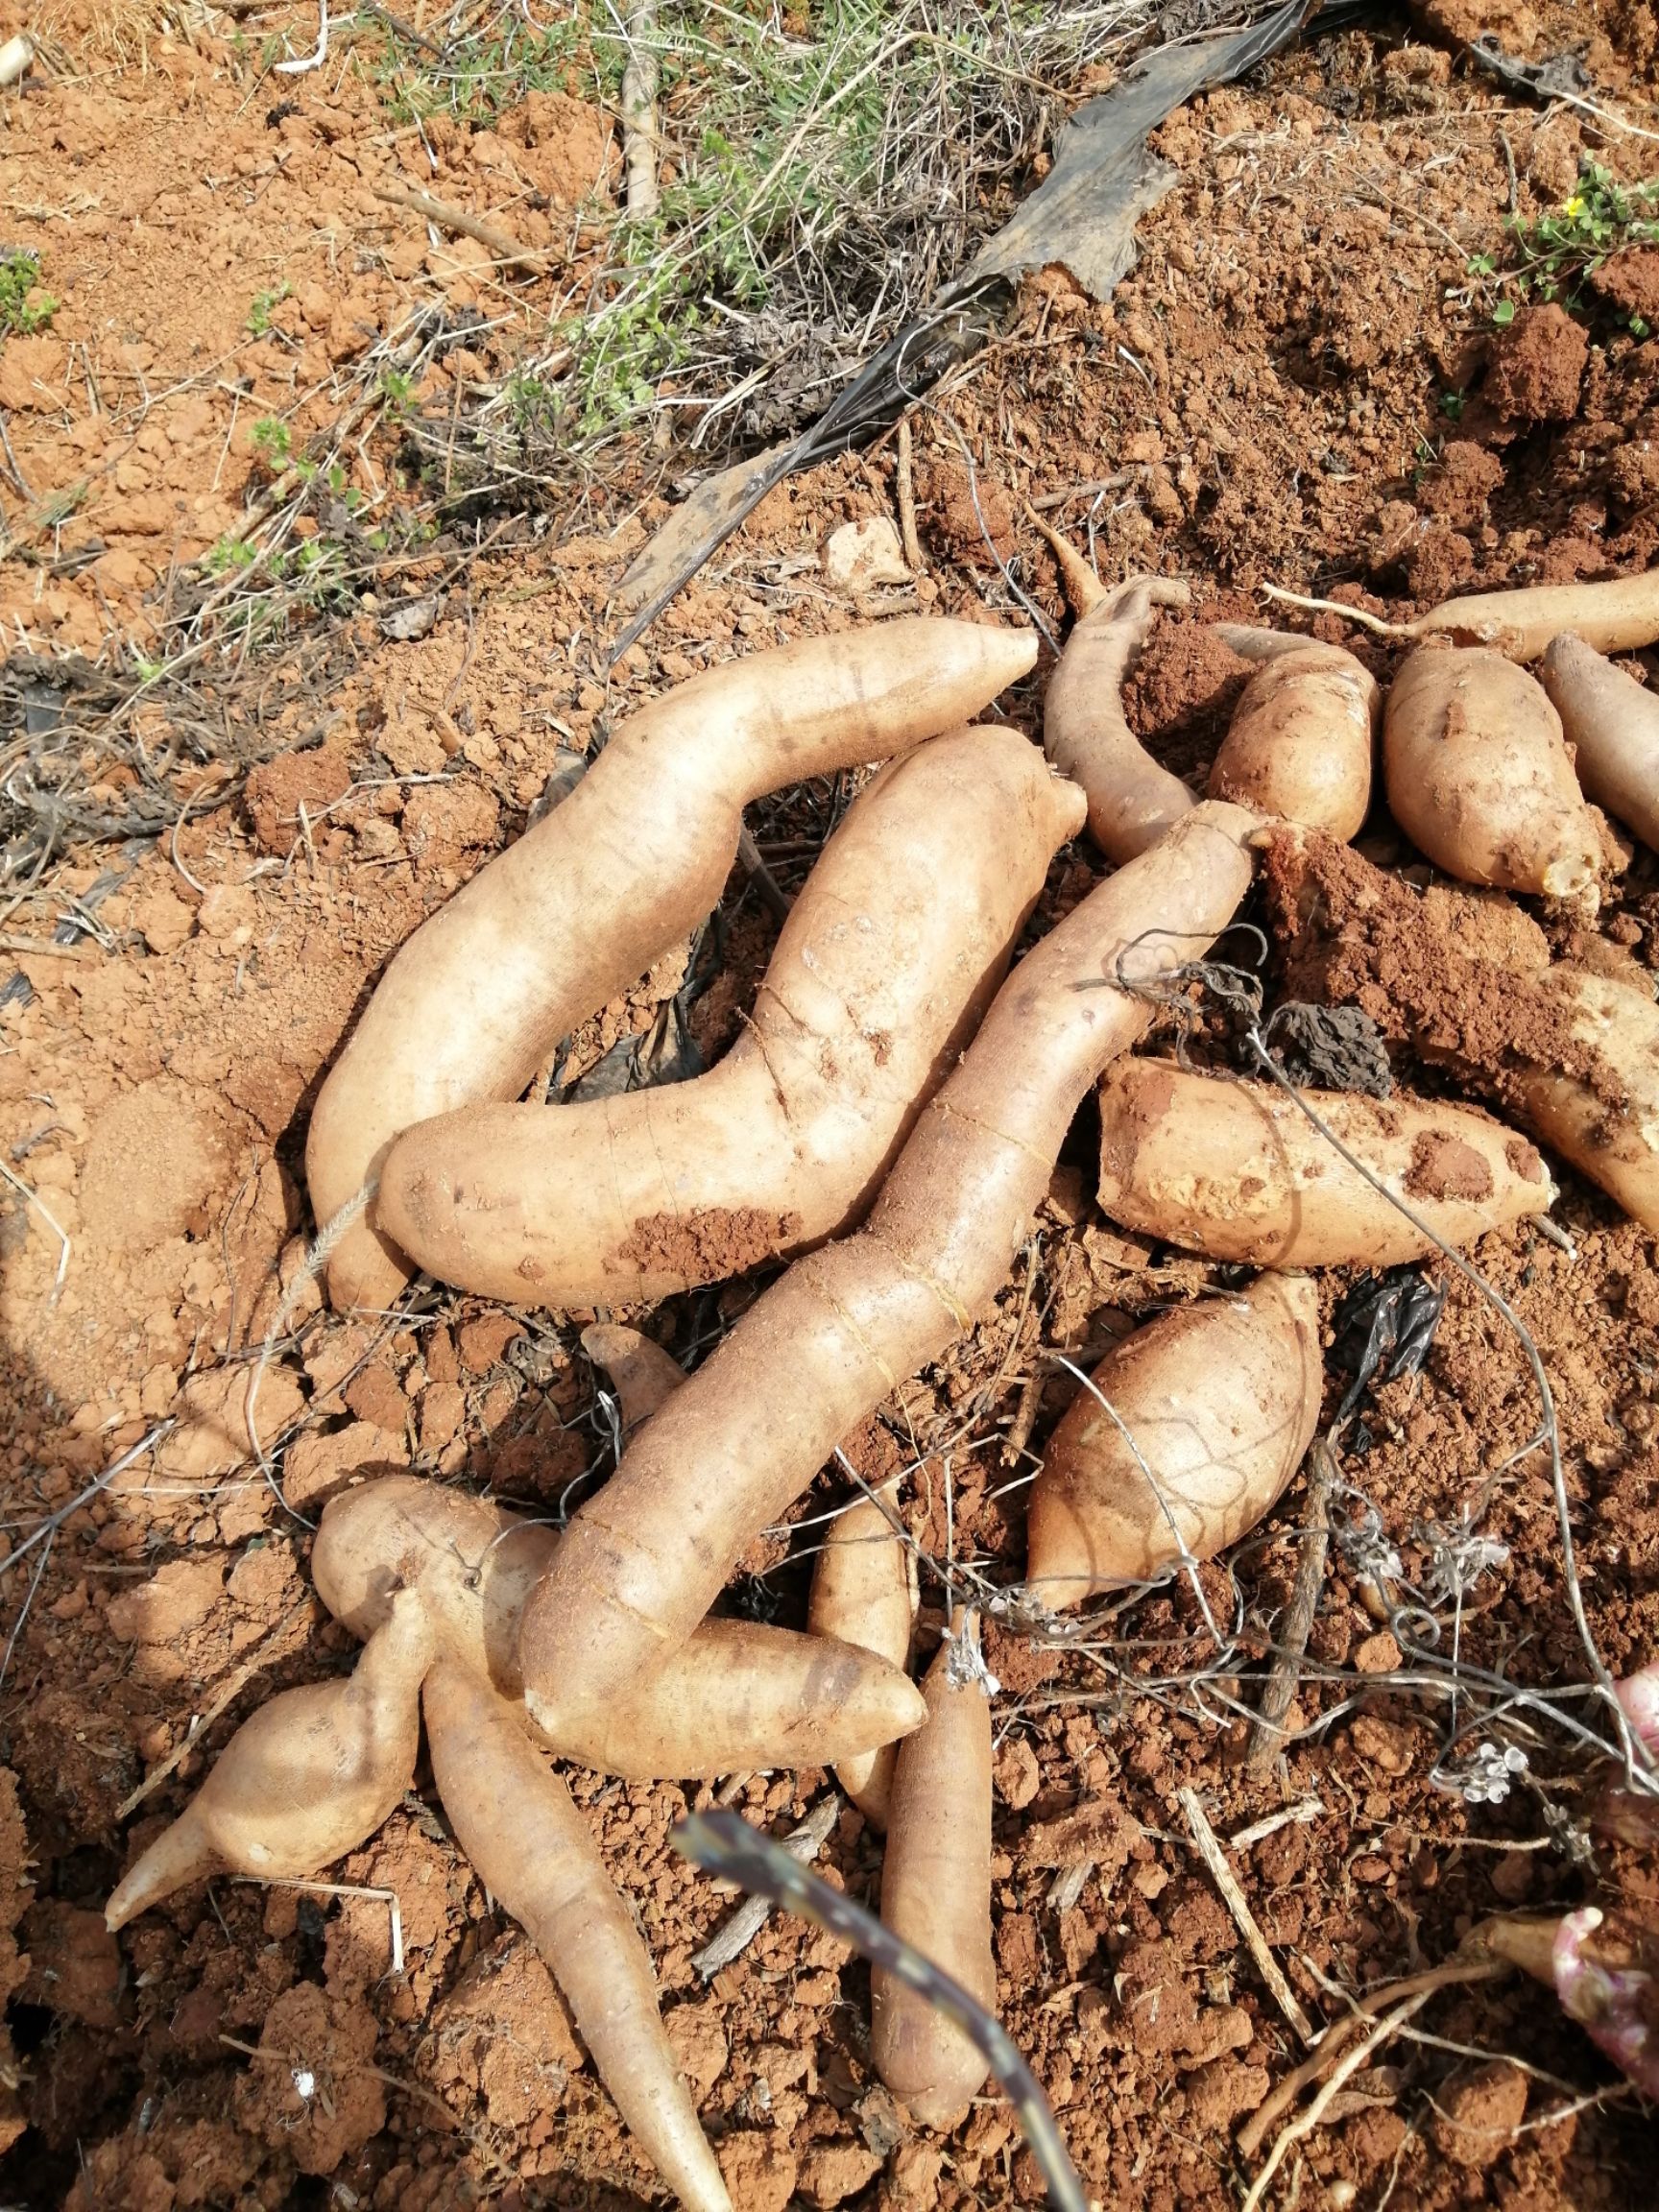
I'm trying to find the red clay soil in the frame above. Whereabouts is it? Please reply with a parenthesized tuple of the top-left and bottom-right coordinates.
(4, 2, 1659, 2210)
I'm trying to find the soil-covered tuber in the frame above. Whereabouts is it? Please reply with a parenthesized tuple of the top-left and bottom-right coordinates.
(870, 1618, 996, 2127)
(1043, 574, 1195, 863)
(1540, 631, 1659, 854)
(1208, 640, 1377, 839)
(1095, 1059, 1554, 1266)
(807, 1493, 917, 1827)
(312, 1477, 925, 1780)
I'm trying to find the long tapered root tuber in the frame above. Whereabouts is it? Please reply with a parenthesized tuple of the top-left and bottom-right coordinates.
(423, 1660, 733, 2212)
(517, 802, 1261, 1743)
(375, 726, 1085, 1308)
(1540, 631, 1659, 854)
(1042, 570, 1195, 863)
(807, 1493, 918, 1827)
(871, 1617, 996, 2126)
(305, 617, 1038, 1310)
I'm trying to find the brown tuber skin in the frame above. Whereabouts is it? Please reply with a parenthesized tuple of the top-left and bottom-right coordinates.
(376, 727, 1086, 1308)
(871, 1618, 996, 2127)
(107, 1588, 433, 1930)
(1540, 632, 1659, 854)
(1096, 1060, 1555, 1267)
(312, 1477, 926, 1781)
(1209, 642, 1378, 839)
(517, 802, 1260, 1744)
(305, 616, 1039, 1311)
(422, 1660, 732, 2212)
(806, 1494, 917, 1827)
(1026, 1273, 1323, 1606)
(1383, 646, 1601, 906)
(1042, 574, 1196, 862)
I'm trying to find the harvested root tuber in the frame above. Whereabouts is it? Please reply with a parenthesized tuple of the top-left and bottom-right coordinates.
(584, 1322, 686, 1436)
(1540, 632, 1659, 854)
(1508, 964, 1659, 1234)
(1095, 1059, 1554, 1266)
(312, 1477, 925, 1781)
(305, 617, 1038, 1310)
(1043, 573, 1195, 862)
(376, 726, 1085, 1307)
(1413, 569, 1659, 661)
(1208, 642, 1378, 839)
(518, 802, 1260, 1742)
(807, 1494, 918, 1827)
(1274, 569, 1659, 661)
(871, 1617, 996, 2127)
(1382, 646, 1601, 906)
(107, 1588, 432, 1929)
(1026, 1273, 1322, 1605)
(423, 1659, 733, 2212)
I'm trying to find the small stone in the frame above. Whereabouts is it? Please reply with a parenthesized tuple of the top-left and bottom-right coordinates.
(993, 1736, 1041, 1810)
(1354, 1630, 1402, 1674)
(824, 517, 910, 593)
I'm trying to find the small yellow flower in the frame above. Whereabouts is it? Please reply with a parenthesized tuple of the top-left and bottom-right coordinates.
(1563, 194, 1587, 219)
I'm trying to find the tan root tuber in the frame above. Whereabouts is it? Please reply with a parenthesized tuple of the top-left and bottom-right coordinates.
(312, 1477, 926, 1781)
(423, 1660, 733, 2212)
(1208, 641, 1378, 840)
(376, 726, 1085, 1307)
(1026, 1273, 1323, 1605)
(107, 1589, 433, 1930)
(806, 1493, 918, 1827)
(517, 802, 1260, 1743)
(1043, 573, 1196, 863)
(1382, 646, 1601, 906)
(1539, 631, 1659, 854)
(305, 617, 1038, 1310)
(1095, 1059, 1555, 1266)
(870, 1617, 996, 2127)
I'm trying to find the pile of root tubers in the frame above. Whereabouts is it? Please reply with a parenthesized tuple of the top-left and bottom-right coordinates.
(105, 567, 1659, 2207)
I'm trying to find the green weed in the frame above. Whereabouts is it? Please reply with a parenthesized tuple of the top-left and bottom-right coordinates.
(1469, 161, 1659, 336)
(247, 281, 292, 337)
(250, 416, 294, 470)
(0, 251, 58, 337)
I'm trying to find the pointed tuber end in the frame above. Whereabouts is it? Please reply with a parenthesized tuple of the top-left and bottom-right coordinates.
(106, 1808, 218, 1932)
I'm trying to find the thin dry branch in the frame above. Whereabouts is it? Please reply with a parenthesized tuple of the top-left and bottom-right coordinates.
(372, 184, 549, 276)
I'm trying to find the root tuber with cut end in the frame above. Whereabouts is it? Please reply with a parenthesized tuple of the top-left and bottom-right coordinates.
(107, 1588, 433, 1930)
(1209, 642, 1378, 840)
(1539, 631, 1659, 854)
(1026, 1273, 1323, 1605)
(376, 726, 1085, 1308)
(807, 1493, 918, 1827)
(305, 617, 1039, 1311)
(1479, 1909, 1659, 2100)
(1043, 572, 1195, 862)
(1382, 647, 1601, 907)
(312, 1477, 926, 1781)
(1095, 1059, 1555, 1267)
(871, 1617, 996, 2127)
(422, 1659, 733, 2212)
(517, 802, 1260, 1744)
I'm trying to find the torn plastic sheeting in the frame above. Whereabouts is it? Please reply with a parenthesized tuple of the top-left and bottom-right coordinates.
(609, 0, 1334, 661)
